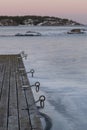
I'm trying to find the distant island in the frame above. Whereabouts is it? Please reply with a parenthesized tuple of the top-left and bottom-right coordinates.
(0, 15, 83, 26)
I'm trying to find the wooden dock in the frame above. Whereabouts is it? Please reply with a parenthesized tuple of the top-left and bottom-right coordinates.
(0, 55, 43, 130)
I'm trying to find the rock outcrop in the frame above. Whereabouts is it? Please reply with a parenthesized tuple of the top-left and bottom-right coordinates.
(0, 16, 83, 26)
(67, 29, 85, 34)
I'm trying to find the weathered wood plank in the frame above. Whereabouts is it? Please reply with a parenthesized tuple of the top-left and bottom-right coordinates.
(0, 65, 6, 100)
(0, 57, 10, 130)
(8, 56, 19, 130)
(16, 72, 31, 130)
(19, 58, 43, 130)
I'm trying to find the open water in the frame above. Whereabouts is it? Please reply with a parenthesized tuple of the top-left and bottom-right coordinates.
(0, 26, 87, 130)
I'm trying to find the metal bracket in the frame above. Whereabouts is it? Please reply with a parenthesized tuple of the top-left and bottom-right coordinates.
(31, 82, 40, 92)
(22, 95, 46, 111)
(35, 95, 46, 108)
(26, 69, 35, 77)
(22, 69, 35, 77)
(22, 85, 29, 90)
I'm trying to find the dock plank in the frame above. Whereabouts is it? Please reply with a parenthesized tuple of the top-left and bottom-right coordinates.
(0, 56, 10, 130)
(8, 56, 19, 130)
(16, 72, 31, 130)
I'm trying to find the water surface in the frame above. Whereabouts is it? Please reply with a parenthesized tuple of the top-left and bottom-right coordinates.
(0, 26, 87, 130)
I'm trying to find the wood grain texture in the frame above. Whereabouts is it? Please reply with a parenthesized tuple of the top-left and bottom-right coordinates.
(0, 55, 43, 130)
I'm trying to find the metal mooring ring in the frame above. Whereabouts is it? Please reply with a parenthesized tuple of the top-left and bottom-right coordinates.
(30, 69, 35, 77)
(30, 69, 35, 73)
(35, 82, 40, 92)
(39, 95, 46, 101)
(39, 95, 46, 108)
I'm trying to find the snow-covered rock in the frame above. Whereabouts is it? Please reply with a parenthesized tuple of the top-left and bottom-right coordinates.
(15, 31, 41, 36)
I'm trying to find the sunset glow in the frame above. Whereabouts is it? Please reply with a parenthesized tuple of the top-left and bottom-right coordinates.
(0, 0, 87, 24)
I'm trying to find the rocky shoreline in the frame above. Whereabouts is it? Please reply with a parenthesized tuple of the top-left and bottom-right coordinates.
(0, 15, 83, 26)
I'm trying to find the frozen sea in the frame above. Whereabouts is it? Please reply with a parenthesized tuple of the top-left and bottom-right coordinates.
(0, 26, 87, 130)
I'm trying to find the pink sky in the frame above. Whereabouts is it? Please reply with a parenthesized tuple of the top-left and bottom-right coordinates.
(0, 0, 87, 24)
